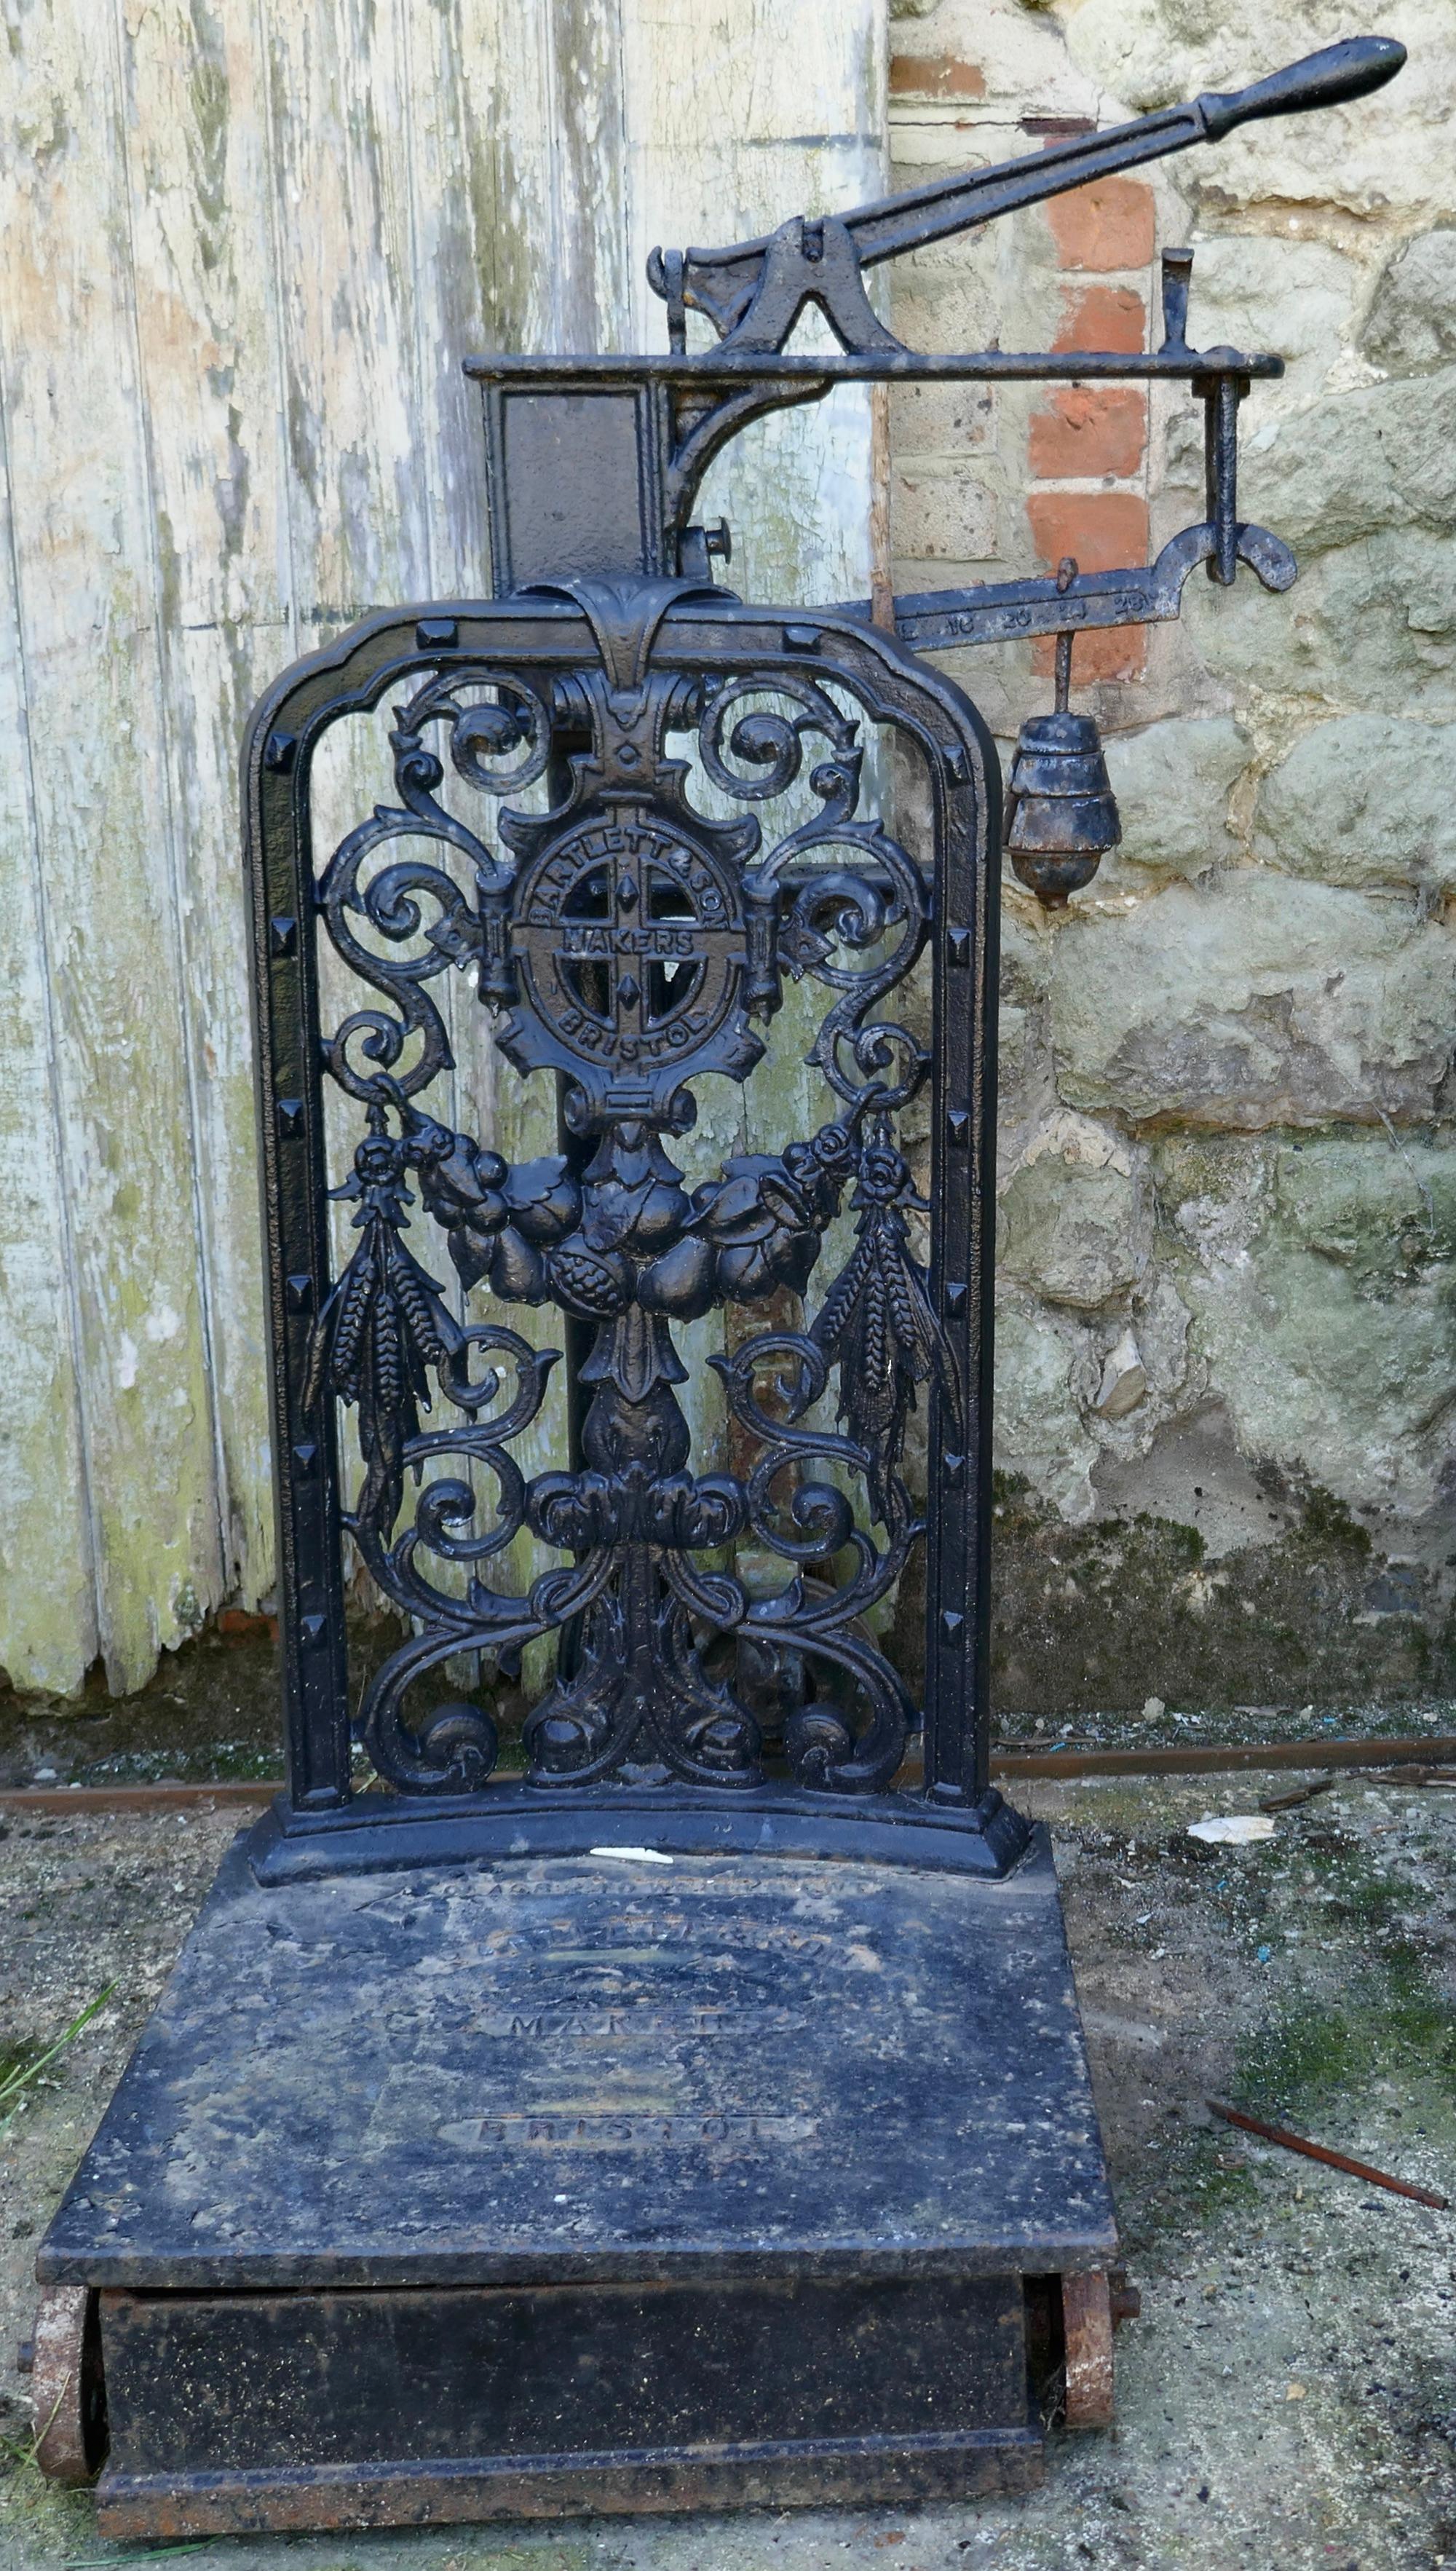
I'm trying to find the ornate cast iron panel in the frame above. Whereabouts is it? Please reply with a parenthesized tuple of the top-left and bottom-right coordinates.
(245, 580, 1022, 1876)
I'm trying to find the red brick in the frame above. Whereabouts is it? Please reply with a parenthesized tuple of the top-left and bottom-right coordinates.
(1026, 491, 1149, 679)
(1026, 489, 1148, 574)
(889, 53, 986, 98)
(1047, 177, 1155, 272)
(1036, 623, 1145, 681)
(1053, 285, 1146, 355)
(1028, 385, 1146, 481)
(1030, 620, 1146, 682)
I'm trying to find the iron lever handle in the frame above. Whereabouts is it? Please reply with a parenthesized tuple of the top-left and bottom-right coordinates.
(1197, 34, 1406, 138)
(649, 36, 1405, 347)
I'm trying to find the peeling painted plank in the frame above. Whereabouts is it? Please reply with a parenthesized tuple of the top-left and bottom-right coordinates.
(0, 0, 882, 1699)
(113, 0, 289, 1614)
(0, 336, 95, 1694)
(0, 0, 225, 1690)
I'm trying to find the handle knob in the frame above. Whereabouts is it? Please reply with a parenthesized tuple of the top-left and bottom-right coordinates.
(1200, 34, 1405, 141)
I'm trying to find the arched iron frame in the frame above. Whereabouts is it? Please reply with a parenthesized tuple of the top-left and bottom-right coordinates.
(242, 591, 1026, 1881)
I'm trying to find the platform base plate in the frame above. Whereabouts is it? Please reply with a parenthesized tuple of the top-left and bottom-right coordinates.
(41, 1828, 1115, 2533)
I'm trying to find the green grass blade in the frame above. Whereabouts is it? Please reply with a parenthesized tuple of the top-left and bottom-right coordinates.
(0, 1983, 117, 2128)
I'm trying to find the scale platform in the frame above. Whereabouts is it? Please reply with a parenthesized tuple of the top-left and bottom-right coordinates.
(37, 1828, 1117, 2537)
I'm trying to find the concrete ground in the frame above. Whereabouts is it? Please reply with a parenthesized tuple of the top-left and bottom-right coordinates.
(4, 1768, 1456, 2570)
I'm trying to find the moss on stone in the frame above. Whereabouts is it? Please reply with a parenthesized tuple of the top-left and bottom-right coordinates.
(970, 1475, 1450, 1717)
(1299, 1486, 1372, 1556)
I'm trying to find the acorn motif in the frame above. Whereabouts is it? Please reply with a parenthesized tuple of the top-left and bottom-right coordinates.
(1003, 561, 1122, 909)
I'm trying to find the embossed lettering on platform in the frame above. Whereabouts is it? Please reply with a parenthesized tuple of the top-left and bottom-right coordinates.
(436, 2112, 819, 2150)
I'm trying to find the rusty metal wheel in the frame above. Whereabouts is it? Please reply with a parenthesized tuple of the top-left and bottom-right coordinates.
(31, 2283, 107, 2482)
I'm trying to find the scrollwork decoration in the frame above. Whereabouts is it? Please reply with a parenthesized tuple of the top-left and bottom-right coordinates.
(307, 619, 954, 1799)
(316, 667, 553, 1107)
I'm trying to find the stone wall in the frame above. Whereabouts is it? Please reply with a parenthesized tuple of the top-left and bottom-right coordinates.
(888, 0, 1456, 1713)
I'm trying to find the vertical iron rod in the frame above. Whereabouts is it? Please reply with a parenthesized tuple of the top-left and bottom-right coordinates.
(1204, 373, 1243, 585)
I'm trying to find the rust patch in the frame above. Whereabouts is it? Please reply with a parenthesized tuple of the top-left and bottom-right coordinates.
(1061, 2270, 1115, 2428)
(31, 2281, 106, 2482)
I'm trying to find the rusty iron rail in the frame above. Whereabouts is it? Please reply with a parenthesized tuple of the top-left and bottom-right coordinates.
(2, 1734, 1453, 1815)
(1209, 2100, 1449, 2209)
(990, 1736, 1456, 1780)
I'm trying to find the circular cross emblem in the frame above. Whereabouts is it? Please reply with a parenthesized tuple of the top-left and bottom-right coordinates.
(507, 808, 755, 1108)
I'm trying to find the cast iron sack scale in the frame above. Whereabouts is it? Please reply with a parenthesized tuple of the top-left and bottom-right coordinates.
(33, 34, 1403, 2538)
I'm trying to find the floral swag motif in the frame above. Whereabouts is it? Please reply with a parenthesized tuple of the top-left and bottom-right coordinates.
(309, 583, 961, 1799)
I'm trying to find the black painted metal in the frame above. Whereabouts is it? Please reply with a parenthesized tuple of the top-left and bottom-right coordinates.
(95, 2275, 1038, 2531)
(35, 37, 1406, 2534)
(239, 32, 1404, 1878)
(472, 38, 1401, 574)
(43, 1833, 1113, 2295)
(44, 1832, 1107, 2526)
(245, 593, 1009, 1864)
(1002, 569, 1123, 912)
(646, 39, 1402, 345)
